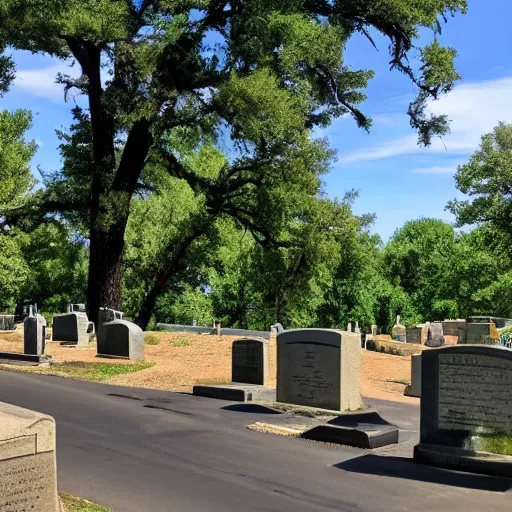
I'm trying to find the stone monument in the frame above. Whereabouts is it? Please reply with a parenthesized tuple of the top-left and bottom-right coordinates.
(232, 337, 268, 385)
(391, 315, 406, 342)
(276, 329, 362, 411)
(415, 345, 512, 477)
(24, 307, 47, 356)
(425, 322, 445, 347)
(0, 315, 15, 331)
(0, 401, 59, 512)
(98, 307, 124, 346)
(52, 311, 89, 346)
(98, 319, 144, 361)
(404, 353, 421, 397)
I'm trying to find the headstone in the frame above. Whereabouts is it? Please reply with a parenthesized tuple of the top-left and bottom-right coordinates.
(425, 322, 445, 347)
(98, 307, 124, 346)
(270, 323, 284, 334)
(391, 315, 406, 342)
(24, 308, 47, 356)
(354, 321, 361, 334)
(465, 320, 500, 345)
(52, 312, 89, 346)
(68, 303, 86, 313)
(98, 319, 144, 360)
(404, 353, 421, 397)
(415, 345, 512, 477)
(0, 315, 15, 331)
(0, 401, 59, 512)
(371, 325, 377, 336)
(232, 337, 268, 385)
(276, 329, 362, 411)
(87, 321, 95, 335)
(347, 322, 352, 332)
(442, 319, 466, 337)
(406, 325, 428, 345)
(192, 319, 197, 326)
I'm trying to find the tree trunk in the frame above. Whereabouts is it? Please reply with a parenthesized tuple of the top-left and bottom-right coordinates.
(135, 215, 212, 330)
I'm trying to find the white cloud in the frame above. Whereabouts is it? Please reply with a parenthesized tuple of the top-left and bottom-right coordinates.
(338, 77, 512, 164)
(13, 62, 81, 104)
(411, 165, 458, 175)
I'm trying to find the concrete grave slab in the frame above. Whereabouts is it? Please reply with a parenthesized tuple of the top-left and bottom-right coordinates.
(277, 329, 363, 411)
(193, 384, 276, 402)
(301, 412, 399, 449)
(0, 401, 59, 512)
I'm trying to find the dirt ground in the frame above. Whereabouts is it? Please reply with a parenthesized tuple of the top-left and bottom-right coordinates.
(0, 330, 418, 404)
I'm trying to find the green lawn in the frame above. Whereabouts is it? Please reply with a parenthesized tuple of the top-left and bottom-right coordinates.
(60, 493, 114, 512)
(3, 361, 155, 382)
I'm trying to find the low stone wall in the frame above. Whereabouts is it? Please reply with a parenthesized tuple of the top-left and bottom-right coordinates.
(367, 337, 424, 356)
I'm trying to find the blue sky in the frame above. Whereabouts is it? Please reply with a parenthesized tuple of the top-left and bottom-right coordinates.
(1, 1, 511, 240)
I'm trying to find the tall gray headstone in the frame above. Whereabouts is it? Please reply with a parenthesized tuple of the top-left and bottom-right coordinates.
(98, 319, 144, 361)
(415, 345, 512, 476)
(52, 312, 89, 346)
(232, 337, 268, 385)
(24, 310, 47, 356)
(277, 329, 362, 411)
(0, 401, 59, 512)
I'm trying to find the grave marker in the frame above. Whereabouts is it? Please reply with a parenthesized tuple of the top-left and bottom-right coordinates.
(24, 308, 47, 356)
(232, 337, 268, 385)
(276, 329, 362, 411)
(52, 312, 89, 346)
(98, 319, 144, 360)
(415, 345, 512, 477)
(0, 402, 59, 512)
(425, 322, 445, 347)
(392, 315, 406, 342)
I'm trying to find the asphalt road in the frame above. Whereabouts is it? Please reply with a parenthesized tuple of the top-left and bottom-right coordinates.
(0, 370, 510, 512)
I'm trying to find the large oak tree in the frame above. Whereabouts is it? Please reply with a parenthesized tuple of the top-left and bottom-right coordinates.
(0, 0, 466, 324)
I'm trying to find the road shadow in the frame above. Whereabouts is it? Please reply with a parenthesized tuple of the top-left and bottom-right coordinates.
(222, 404, 282, 414)
(335, 455, 512, 492)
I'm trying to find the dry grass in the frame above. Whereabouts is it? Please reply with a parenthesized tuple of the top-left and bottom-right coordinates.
(0, 330, 418, 404)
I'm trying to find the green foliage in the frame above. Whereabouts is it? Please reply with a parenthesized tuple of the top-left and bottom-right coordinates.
(30, 361, 155, 382)
(60, 493, 114, 512)
(449, 123, 512, 250)
(0, 231, 30, 311)
(0, 110, 35, 207)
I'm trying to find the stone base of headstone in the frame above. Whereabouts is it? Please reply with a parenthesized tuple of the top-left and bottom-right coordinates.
(0, 352, 51, 366)
(300, 412, 399, 449)
(192, 384, 276, 402)
(404, 353, 421, 397)
(414, 443, 512, 478)
(0, 401, 59, 512)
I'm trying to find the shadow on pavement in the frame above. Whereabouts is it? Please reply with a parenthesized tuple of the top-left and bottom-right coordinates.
(222, 404, 282, 414)
(335, 455, 512, 492)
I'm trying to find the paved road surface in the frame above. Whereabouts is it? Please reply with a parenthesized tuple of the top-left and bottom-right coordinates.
(0, 370, 510, 512)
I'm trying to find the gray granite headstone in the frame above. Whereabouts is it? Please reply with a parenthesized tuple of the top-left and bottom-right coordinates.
(98, 319, 144, 361)
(232, 337, 268, 385)
(98, 307, 124, 346)
(277, 329, 362, 411)
(24, 312, 47, 356)
(52, 312, 89, 346)
(426, 322, 445, 347)
(0, 402, 59, 512)
(415, 345, 512, 475)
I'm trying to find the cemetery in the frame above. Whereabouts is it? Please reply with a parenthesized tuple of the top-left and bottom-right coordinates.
(1, 1, 512, 510)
